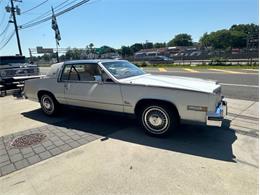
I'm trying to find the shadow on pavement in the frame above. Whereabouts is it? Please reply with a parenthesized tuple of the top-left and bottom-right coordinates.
(22, 108, 237, 162)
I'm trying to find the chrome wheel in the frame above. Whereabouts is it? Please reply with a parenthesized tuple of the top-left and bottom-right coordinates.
(142, 106, 170, 134)
(41, 94, 55, 115)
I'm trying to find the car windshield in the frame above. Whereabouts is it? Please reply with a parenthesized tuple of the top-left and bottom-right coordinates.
(102, 61, 146, 79)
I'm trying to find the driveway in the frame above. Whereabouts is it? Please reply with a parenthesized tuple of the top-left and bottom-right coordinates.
(0, 96, 258, 195)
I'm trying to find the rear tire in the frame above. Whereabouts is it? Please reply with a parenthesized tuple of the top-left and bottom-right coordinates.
(138, 103, 178, 136)
(39, 93, 59, 116)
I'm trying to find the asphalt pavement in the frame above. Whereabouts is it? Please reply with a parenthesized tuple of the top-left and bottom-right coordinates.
(40, 67, 259, 101)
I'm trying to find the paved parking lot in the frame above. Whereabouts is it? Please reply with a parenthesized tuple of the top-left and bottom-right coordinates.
(0, 95, 258, 194)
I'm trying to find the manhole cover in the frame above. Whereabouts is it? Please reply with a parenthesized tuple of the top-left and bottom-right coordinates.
(10, 133, 47, 148)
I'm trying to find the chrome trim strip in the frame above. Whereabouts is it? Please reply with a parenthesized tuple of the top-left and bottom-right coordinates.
(63, 97, 132, 107)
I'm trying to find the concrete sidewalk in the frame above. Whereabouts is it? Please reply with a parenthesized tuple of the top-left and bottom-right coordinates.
(0, 97, 258, 195)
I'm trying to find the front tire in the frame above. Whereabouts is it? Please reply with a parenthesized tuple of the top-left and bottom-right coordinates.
(40, 94, 59, 116)
(138, 104, 178, 136)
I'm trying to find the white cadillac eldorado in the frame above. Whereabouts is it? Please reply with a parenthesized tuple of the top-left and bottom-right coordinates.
(24, 60, 227, 136)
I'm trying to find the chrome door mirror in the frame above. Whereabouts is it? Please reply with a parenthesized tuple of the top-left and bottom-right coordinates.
(94, 75, 102, 83)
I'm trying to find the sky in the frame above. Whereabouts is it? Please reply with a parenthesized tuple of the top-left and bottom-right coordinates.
(0, 0, 258, 56)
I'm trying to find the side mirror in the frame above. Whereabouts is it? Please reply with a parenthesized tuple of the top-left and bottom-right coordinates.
(94, 75, 102, 83)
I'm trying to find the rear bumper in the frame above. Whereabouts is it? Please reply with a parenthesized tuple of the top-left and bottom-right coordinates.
(206, 99, 227, 127)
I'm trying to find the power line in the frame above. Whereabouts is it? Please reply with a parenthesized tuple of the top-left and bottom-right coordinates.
(0, 15, 11, 36)
(0, 30, 15, 50)
(20, 0, 72, 26)
(21, 0, 48, 15)
(20, 0, 91, 29)
(0, 11, 7, 26)
(0, 23, 10, 36)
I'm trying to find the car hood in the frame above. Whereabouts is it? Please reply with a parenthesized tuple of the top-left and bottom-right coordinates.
(119, 74, 221, 94)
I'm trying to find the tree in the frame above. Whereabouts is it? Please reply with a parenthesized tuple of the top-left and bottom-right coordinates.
(230, 31, 247, 48)
(153, 42, 166, 48)
(120, 46, 133, 57)
(168, 34, 193, 46)
(42, 54, 51, 61)
(143, 42, 153, 49)
(89, 43, 94, 49)
(130, 43, 143, 53)
(210, 30, 232, 49)
(65, 48, 83, 60)
(98, 45, 115, 54)
(230, 23, 259, 36)
(199, 33, 211, 48)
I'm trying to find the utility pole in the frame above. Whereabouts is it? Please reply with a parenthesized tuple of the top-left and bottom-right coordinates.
(7, 0, 22, 55)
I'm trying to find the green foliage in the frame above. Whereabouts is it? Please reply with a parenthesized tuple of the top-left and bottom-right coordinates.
(211, 30, 232, 49)
(120, 46, 133, 57)
(230, 23, 259, 36)
(98, 45, 115, 54)
(130, 43, 143, 53)
(167, 33, 193, 46)
(65, 48, 84, 60)
(230, 30, 247, 48)
(143, 42, 153, 49)
(153, 42, 166, 48)
(200, 23, 259, 49)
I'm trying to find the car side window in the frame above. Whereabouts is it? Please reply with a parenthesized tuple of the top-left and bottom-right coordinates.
(61, 64, 101, 82)
(61, 65, 72, 81)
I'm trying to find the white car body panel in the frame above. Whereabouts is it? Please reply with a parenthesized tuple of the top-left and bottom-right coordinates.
(119, 74, 220, 94)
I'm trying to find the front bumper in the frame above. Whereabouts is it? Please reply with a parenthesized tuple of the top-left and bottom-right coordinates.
(206, 99, 227, 127)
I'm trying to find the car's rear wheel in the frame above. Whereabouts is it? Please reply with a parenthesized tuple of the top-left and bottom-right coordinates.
(138, 104, 178, 136)
(40, 93, 59, 116)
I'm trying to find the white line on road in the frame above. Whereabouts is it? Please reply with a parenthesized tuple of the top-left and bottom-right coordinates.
(220, 83, 259, 88)
(209, 69, 243, 74)
(243, 69, 259, 72)
(183, 68, 199, 73)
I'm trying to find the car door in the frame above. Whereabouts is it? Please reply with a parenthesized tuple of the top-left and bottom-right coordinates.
(60, 63, 124, 112)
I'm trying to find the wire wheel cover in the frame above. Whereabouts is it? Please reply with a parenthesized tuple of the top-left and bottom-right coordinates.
(143, 107, 170, 133)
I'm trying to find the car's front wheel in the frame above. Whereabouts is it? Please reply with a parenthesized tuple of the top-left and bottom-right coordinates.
(138, 104, 178, 136)
(40, 93, 59, 116)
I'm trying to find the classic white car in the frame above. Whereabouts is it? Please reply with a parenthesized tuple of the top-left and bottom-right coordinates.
(24, 60, 227, 136)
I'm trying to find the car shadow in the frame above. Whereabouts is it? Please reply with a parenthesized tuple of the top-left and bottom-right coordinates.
(22, 108, 237, 162)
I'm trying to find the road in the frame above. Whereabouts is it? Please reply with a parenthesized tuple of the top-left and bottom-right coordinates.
(40, 67, 259, 101)
(148, 68, 259, 101)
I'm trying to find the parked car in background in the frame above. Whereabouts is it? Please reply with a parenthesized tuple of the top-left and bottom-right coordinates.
(134, 54, 174, 63)
(0, 56, 39, 91)
(24, 60, 227, 136)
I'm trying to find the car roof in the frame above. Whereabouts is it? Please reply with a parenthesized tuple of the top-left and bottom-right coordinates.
(63, 59, 125, 65)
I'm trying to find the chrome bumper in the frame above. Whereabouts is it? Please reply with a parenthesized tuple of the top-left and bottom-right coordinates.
(206, 100, 227, 127)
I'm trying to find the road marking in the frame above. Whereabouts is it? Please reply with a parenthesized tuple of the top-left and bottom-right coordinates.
(220, 83, 258, 88)
(183, 68, 199, 73)
(243, 69, 259, 72)
(158, 68, 167, 72)
(209, 69, 243, 74)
